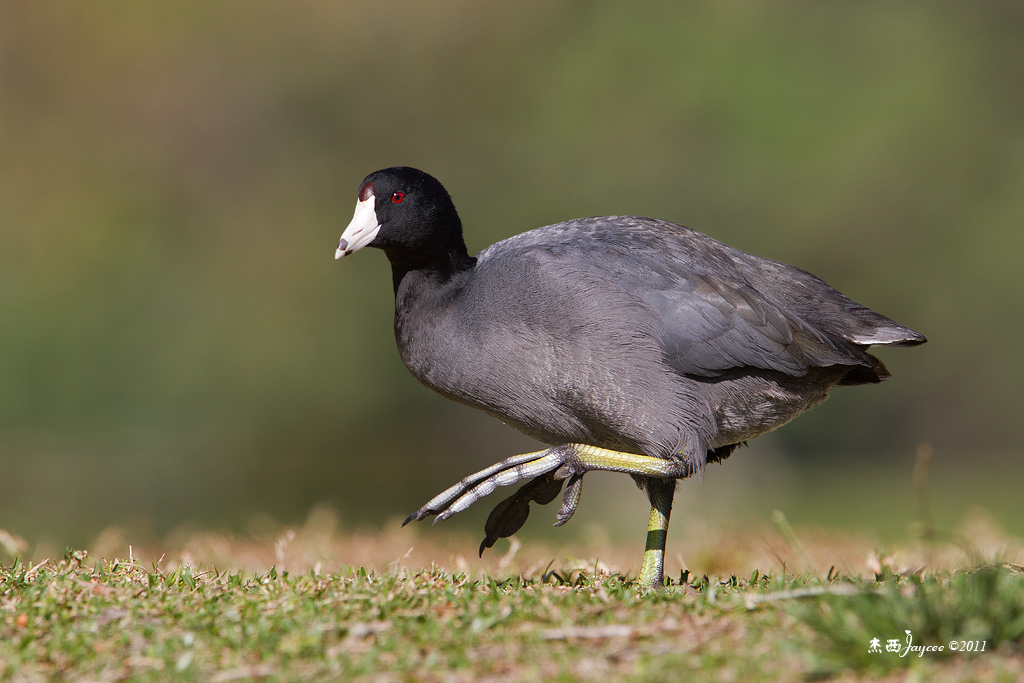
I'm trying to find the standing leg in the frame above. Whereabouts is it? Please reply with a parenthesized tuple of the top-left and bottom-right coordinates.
(638, 478, 676, 589)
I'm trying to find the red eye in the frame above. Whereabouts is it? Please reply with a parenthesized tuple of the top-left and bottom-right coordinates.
(392, 191, 405, 204)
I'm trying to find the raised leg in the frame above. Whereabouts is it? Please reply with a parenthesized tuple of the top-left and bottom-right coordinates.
(403, 443, 690, 586)
(402, 447, 563, 525)
(403, 443, 685, 528)
(638, 478, 676, 590)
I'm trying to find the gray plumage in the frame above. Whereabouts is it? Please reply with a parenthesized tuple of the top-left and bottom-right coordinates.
(393, 213, 922, 474)
(336, 166, 925, 581)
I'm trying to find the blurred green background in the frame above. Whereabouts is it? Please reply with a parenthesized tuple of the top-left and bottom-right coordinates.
(1, 1, 1021, 553)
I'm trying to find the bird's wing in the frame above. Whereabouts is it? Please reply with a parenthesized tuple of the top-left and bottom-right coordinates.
(494, 216, 874, 379)
(639, 271, 866, 378)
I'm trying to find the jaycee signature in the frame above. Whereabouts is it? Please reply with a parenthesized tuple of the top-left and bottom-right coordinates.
(869, 630, 948, 657)
(899, 630, 945, 658)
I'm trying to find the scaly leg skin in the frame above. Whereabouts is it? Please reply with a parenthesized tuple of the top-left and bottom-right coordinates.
(401, 447, 567, 526)
(638, 478, 676, 590)
(402, 443, 683, 526)
(402, 443, 687, 588)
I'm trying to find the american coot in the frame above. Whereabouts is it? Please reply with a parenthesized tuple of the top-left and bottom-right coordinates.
(335, 166, 926, 589)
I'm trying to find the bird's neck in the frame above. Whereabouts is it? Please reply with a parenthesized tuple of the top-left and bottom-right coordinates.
(388, 243, 476, 294)
(392, 260, 476, 388)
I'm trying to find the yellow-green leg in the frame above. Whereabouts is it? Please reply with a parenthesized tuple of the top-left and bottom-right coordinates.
(405, 443, 684, 525)
(638, 478, 675, 590)
(403, 443, 689, 589)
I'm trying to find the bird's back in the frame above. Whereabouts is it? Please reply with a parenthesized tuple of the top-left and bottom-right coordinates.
(398, 215, 924, 462)
(478, 216, 923, 378)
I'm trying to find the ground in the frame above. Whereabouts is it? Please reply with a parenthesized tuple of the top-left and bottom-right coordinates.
(2, 508, 1023, 682)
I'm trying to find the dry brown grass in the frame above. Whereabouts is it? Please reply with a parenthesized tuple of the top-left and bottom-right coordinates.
(18, 502, 1015, 584)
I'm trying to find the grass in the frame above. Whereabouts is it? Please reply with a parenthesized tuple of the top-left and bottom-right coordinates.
(2, 511, 1024, 682)
(793, 563, 1024, 676)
